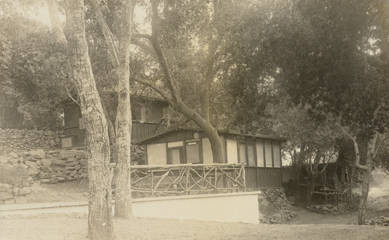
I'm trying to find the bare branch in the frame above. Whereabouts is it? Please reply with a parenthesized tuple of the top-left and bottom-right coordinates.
(133, 33, 153, 40)
(133, 78, 172, 102)
(131, 38, 157, 58)
(65, 85, 80, 106)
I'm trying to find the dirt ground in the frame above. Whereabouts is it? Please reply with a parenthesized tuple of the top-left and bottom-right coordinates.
(1, 170, 388, 240)
(1, 213, 389, 240)
(9, 181, 88, 204)
(5, 180, 389, 225)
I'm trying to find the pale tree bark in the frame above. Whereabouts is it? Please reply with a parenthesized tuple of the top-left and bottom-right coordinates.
(88, 0, 135, 217)
(200, 0, 220, 122)
(113, 0, 134, 218)
(339, 124, 378, 225)
(134, 0, 226, 163)
(47, 0, 114, 239)
(357, 134, 377, 225)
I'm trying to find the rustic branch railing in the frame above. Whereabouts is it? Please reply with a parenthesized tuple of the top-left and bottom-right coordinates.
(130, 163, 246, 198)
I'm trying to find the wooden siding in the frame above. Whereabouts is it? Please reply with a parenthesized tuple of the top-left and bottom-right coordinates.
(132, 122, 166, 143)
(245, 167, 282, 189)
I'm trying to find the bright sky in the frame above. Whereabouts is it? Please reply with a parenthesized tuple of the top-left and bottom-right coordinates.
(25, 3, 148, 33)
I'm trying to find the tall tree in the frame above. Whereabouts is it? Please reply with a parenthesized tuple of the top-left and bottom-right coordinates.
(87, 0, 135, 217)
(132, 0, 249, 163)
(47, 0, 114, 238)
(226, 0, 389, 224)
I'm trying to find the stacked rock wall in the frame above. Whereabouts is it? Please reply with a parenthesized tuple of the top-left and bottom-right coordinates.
(0, 128, 59, 153)
(0, 129, 88, 202)
(0, 128, 147, 202)
(26, 149, 88, 183)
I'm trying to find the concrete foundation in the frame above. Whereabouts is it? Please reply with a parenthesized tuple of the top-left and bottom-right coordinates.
(132, 191, 261, 224)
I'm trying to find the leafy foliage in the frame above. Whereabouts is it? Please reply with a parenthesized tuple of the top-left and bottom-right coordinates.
(0, 12, 69, 129)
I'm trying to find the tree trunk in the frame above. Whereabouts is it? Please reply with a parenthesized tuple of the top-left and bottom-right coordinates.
(358, 169, 370, 225)
(307, 176, 315, 204)
(174, 100, 225, 163)
(206, 126, 225, 163)
(144, 0, 225, 164)
(357, 135, 375, 225)
(114, 0, 134, 218)
(64, 1, 113, 239)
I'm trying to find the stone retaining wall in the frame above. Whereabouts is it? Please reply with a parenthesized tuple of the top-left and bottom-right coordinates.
(0, 128, 59, 153)
(0, 128, 146, 202)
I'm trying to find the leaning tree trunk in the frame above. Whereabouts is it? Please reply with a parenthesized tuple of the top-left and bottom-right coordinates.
(207, 127, 225, 163)
(64, 1, 113, 239)
(114, 0, 134, 218)
(176, 101, 225, 163)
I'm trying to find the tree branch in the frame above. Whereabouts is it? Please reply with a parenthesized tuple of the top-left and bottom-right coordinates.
(149, 0, 179, 102)
(133, 78, 172, 102)
(65, 85, 80, 106)
(133, 33, 152, 40)
(131, 38, 157, 58)
(88, 0, 120, 66)
(337, 123, 368, 170)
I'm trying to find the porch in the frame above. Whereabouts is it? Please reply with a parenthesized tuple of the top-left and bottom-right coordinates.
(130, 163, 246, 198)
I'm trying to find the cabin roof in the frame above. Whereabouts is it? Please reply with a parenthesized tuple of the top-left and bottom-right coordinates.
(138, 127, 285, 145)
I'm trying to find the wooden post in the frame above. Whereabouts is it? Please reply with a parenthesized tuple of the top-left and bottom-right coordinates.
(242, 164, 246, 191)
(185, 166, 190, 194)
(151, 170, 154, 197)
(214, 167, 218, 190)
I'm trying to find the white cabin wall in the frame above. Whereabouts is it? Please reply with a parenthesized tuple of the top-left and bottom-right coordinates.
(147, 143, 167, 165)
(167, 141, 184, 148)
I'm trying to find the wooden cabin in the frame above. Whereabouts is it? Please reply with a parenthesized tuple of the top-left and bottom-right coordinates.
(138, 128, 284, 189)
(61, 95, 169, 148)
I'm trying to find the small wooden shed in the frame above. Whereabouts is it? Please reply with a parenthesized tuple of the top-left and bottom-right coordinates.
(138, 128, 285, 189)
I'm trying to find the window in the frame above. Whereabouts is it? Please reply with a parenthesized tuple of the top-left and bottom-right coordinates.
(256, 141, 265, 167)
(132, 102, 142, 121)
(247, 143, 256, 166)
(186, 141, 201, 164)
(226, 139, 238, 163)
(167, 147, 183, 164)
(272, 142, 281, 168)
(79, 118, 85, 129)
(265, 141, 273, 167)
(140, 105, 146, 122)
(238, 142, 247, 164)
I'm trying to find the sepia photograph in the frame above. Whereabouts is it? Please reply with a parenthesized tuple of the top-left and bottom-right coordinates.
(1, 0, 389, 239)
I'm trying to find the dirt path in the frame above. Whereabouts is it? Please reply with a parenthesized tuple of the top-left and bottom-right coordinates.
(1, 213, 389, 240)
(289, 207, 358, 225)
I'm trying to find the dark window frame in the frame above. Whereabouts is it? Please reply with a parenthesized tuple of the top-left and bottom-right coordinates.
(185, 140, 202, 164)
(167, 146, 184, 164)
